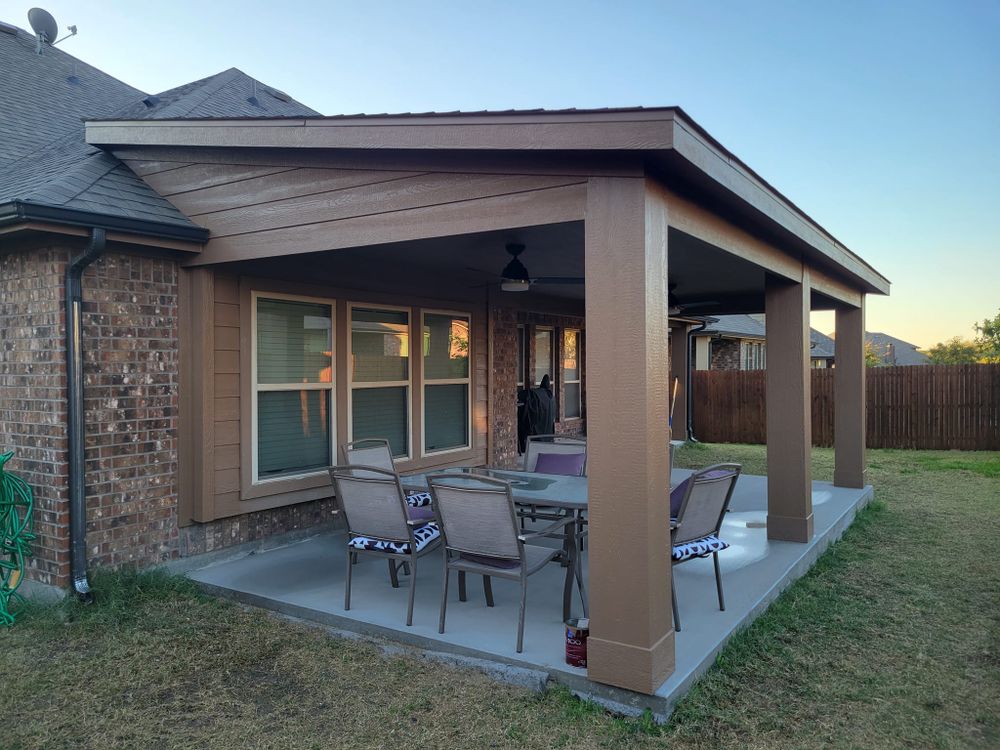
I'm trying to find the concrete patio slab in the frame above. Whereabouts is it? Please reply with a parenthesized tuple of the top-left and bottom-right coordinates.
(187, 471, 872, 719)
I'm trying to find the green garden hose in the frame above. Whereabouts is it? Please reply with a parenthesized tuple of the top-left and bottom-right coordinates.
(0, 451, 35, 625)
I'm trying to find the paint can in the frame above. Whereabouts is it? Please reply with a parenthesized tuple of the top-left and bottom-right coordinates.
(565, 617, 589, 668)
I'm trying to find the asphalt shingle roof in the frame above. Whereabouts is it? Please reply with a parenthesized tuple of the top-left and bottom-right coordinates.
(0, 22, 318, 234)
(701, 315, 838, 360)
(865, 332, 929, 366)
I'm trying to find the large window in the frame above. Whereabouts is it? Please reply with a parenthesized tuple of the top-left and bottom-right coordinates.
(563, 329, 582, 418)
(253, 295, 334, 481)
(533, 327, 554, 387)
(351, 307, 410, 458)
(423, 312, 470, 453)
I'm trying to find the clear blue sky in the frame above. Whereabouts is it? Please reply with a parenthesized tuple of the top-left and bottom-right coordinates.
(9, 0, 999, 347)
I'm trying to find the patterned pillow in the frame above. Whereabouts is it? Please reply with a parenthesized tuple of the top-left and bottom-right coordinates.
(406, 491, 432, 507)
(672, 534, 729, 562)
(348, 522, 440, 555)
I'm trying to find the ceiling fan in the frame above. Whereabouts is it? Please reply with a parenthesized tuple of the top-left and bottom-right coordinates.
(470, 243, 584, 292)
(668, 283, 719, 315)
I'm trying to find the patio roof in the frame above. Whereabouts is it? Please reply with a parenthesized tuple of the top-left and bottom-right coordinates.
(85, 108, 890, 296)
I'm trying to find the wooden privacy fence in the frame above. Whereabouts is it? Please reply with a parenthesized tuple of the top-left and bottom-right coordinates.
(691, 364, 1000, 451)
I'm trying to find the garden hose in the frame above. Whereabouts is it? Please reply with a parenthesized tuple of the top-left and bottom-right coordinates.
(0, 451, 35, 625)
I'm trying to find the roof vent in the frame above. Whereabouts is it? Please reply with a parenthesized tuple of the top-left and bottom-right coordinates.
(265, 87, 292, 103)
(66, 74, 80, 85)
(142, 95, 161, 108)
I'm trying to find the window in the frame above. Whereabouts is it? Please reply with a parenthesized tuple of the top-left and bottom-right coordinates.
(351, 307, 410, 458)
(744, 342, 765, 370)
(563, 329, 582, 418)
(423, 312, 471, 453)
(253, 295, 334, 481)
(516, 324, 526, 390)
(533, 327, 554, 387)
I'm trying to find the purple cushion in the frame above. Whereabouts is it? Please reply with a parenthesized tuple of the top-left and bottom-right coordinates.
(460, 553, 521, 569)
(533, 451, 586, 476)
(407, 505, 435, 521)
(669, 477, 690, 517)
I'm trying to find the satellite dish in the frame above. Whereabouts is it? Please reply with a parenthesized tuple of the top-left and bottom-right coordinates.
(28, 8, 58, 43)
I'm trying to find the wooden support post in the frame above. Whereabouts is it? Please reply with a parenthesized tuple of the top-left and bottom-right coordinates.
(834, 300, 867, 488)
(764, 272, 814, 542)
(584, 176, 674, 694)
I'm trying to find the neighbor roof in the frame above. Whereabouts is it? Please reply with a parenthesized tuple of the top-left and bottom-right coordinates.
(865, 332, 929, 366)
(0, 22, 317, 240)
(700, 314, 838, 360)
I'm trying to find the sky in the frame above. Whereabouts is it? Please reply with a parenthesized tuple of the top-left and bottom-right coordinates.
(6, 0, 998, 348)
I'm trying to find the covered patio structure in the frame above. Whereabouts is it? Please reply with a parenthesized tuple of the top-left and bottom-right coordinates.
(87, 107, 889, 698)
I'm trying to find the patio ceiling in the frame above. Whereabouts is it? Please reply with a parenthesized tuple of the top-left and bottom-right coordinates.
(221, 220, 843, 314)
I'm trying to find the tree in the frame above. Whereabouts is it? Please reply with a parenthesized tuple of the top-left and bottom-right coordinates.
(926, 337, 981, 365)
(864, 341, 882, 367)
(975, 309, 1000, 363)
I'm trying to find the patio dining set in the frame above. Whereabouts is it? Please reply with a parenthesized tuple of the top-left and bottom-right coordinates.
(328, 436, 742, 654)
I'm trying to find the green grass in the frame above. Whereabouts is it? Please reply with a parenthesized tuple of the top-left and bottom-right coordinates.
(2, 445, 997, 749)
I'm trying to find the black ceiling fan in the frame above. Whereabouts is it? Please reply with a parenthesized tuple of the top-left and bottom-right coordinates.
(669, 283, 720, 315)
(469, 243, 584, 292)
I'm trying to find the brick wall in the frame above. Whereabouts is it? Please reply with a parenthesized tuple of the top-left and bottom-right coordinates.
(80, 252, 181, 570)
(710, 338, 742, 370)
(0, 248, 70, 586)
(490, 307, 586, 467)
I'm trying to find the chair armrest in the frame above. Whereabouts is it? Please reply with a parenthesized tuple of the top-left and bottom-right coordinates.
(518, 516, 574, 542)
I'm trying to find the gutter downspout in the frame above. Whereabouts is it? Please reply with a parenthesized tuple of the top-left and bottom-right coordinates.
(66, 228, 106, 603)
(685, 320, 710, 443)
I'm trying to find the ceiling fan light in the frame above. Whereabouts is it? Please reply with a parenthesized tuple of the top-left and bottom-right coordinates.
(501, 278, 530, 292)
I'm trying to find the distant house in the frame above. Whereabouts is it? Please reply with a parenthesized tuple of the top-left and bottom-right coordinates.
(862, 332, 930, 366)
(693, 314, 836, 370)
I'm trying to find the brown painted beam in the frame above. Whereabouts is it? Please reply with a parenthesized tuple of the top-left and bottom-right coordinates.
(584, 176, 674, 694)
(834, 300, 867, 488)
(764, 271, 814, 542)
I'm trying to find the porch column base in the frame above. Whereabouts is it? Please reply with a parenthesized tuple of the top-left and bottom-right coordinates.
(587, 629, 676, 695)
(767, 513, 814, 542)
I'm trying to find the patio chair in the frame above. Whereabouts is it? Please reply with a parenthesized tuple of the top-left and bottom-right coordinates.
(669, 463, 741, 632)
(520, 434, 587, 530)
(341, 438, 433, 514)
(426, 473, 576, 653)
(328, 465, 442, 626)
(522, 434, 587, 475)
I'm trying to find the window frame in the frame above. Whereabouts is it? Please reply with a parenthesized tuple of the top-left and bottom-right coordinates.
(347, 302, 413, 463)
(420, 308, 472, 457)
(249, 290, 336, 486)
(533, 326, 555, 388)
(562, 328, 582, 420)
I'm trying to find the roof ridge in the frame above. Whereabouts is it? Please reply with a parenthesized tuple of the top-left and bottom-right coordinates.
(164, 68, 245, 118)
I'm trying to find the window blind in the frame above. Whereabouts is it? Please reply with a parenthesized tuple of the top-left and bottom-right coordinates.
(258, 390, 331, 477)
(257, 298, 331, 384)
(424, 384, 469, 452)
(352, 386, 408, 457)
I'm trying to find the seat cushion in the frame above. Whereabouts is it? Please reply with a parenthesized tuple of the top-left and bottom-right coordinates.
(405, 491, 432, 507)
(348, 522, 440, 555)
(460, 552, 521, 569)
(533, 451, 586, 476)
(406, 504, 436, 522)
(672, 534, 729, 562)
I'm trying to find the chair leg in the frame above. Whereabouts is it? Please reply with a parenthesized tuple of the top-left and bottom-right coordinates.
(406, 555, 417, 627)
(575, 557, 588, 617)
(671, 563, 681, 632)
(344, 548, 354, 612)
(483, 575, 494, 607)
(458, 570, 467, 602)
(516, 577, 527, 654)
(402, 561, 411, 576)
(439, 560, 449, 634)
(388, 559, 400, 588)
(714, 551, 725, 611)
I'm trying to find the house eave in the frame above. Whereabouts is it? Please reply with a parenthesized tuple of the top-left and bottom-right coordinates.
(0, 200, 209, 245)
